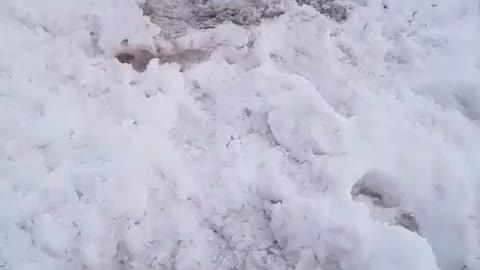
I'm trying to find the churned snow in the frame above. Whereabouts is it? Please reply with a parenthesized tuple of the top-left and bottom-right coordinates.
(0, 0, 479, 270)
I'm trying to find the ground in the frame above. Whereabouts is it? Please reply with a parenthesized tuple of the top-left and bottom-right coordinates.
(0, 0, 479, 270)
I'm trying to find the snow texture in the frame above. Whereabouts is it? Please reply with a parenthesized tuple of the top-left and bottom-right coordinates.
(0, 0, 479, 270)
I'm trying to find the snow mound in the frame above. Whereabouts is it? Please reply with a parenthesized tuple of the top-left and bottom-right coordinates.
(0, 0, 479, 270)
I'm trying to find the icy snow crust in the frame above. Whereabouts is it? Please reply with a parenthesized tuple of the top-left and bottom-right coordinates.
(0, 0, 479, 270)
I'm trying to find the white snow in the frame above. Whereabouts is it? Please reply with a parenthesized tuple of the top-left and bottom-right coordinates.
(0, 0, 479, 270)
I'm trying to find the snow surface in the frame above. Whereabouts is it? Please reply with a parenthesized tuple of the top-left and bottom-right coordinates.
(0, 0, 479, 270)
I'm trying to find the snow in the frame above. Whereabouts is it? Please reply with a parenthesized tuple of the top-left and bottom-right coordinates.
(0, 0, 479, 270)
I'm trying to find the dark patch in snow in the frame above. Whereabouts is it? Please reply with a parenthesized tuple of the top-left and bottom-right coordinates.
(75, 189, 84, 201)
(395, 211, 420, 234)
(141, 0, 347, 38)
(295, 0, 348, 22)
(269, 199, 283, 205)
(351, 170, 402, 208)
(115, 43, 210, 72)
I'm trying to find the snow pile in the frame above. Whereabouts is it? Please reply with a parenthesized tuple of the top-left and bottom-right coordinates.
(0, 0, 479, 270)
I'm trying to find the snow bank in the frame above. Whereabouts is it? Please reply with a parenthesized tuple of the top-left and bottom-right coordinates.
(0, 0, 479, 270)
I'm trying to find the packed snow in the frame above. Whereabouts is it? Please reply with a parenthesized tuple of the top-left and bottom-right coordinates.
(0, 0, 479, 269)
